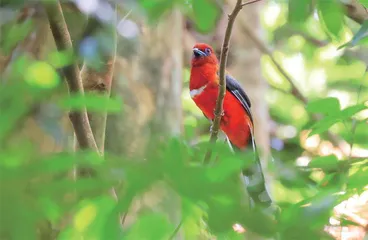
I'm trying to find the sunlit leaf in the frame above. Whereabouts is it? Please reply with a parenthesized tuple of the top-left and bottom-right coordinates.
(182, 198, 206, 239)
(308, 116, 339, 137)
(25, 61, 61, 89)
(338, 20, 368, 49)
(192, 0, 220, 32)
(59, 197, 117, 239)
(308, 155, 339, 171)
(288, 0, 312, 24)
(306, 97, 341, 116)
(125, 213, 174, 240)
(138, 0, 175, 21)
(59, 92, 123, 113)
(339, 103, 367, 119)
(308, 101, 367, 136)
(348, 166, 368, 190)
(317, 0, 344, 40)
(74, 203, 97, 232)
(359, 0, 368, 8)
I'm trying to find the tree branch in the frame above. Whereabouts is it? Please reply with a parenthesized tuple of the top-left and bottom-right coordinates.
(241, 0, 261, 7)
(240, 21, 308, 104)
(239, 21, 350, 154)
(80, 15, 119, 153)
(204, 0, 256, 163)
(79, 4, 119, 201)
(340, 0, 368, 24)
(44, 1, 99, 152)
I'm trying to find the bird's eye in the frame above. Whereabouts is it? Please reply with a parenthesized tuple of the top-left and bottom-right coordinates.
(205, 48, 211, 55)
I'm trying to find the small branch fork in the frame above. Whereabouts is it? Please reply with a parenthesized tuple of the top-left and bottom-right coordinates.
(44, 2, 99, 153)
(204, 0, 261, 164)
(44, 1, 120, 202)
(241, 0, 262, 7)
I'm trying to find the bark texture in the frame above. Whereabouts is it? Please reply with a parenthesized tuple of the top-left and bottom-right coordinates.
(105, 9, 184, 236)
(106, 10, 183, 156)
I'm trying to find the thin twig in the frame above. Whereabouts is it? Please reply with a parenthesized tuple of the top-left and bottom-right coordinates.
(45, 0, 123, 208)
(240, 22, 308, 104)
(241, 0, 262, 7)
(340, 0, 368, 24)
(168, 218, 183, 240)
(203, 0, 245, 164)
(44, 1, 99, 152)
(104, 4, 119, 203)
(121, 211, 129, 226)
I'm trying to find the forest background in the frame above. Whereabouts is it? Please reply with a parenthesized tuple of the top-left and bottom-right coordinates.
(0, 0, 368, 239)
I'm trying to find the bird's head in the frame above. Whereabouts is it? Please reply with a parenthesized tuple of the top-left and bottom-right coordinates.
(191, 43, 218, 67)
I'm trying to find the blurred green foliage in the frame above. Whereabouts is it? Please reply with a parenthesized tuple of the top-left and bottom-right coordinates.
(0, 0, 368, 239)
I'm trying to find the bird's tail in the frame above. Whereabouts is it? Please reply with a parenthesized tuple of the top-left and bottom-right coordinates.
(241, 125, 273, 209)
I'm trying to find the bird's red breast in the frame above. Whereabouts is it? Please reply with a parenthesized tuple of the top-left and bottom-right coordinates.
(189, 43, 253, 149)
(189, 44, 274, 209)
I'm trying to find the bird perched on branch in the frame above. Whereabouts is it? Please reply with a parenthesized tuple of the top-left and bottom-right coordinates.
(189, 43, 272, 208)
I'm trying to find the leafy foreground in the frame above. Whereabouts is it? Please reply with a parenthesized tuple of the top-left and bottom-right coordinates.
(0, 71, 367, 238)
(1, 0, 368, 239)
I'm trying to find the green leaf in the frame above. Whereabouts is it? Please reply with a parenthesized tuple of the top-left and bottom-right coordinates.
(288, 0, 312, 24)
(359, 0, 368, 8)
(17, 151, 102, 179)
(338, 20, 368, 49)
(339, 103, 367, 119)
(1, 19, 34, 54)
(306, 97, 341, 116)
(308, 116, 339, 137)
(125, 213, 174, 240)
(348, 167, 368, 190)
(308, 155, 339, 171)
(59, 93, 123, 113)
(279, 191, 339, 239)
(47, 50, 74, 68)
(25, 61, 61, 89)
(38, 179, 112, 197)
(38, 197, 63, 225)
(317, 0, 344, 40)
(138, 0, 175, 21)
(182, 199, 206, 240)
(192, 0, 220, 32)
(307, 103, 366, 137)
(206, 154, 248, 182)
(58, 196, 117, 240)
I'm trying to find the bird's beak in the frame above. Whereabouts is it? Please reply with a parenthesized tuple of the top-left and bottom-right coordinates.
(193, 48, 206, 57)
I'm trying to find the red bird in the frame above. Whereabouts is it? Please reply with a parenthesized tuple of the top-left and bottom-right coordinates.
(189, 43, 272, 208)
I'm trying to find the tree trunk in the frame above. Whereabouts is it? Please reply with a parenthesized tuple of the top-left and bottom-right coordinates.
(105, 9, 183, 237)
